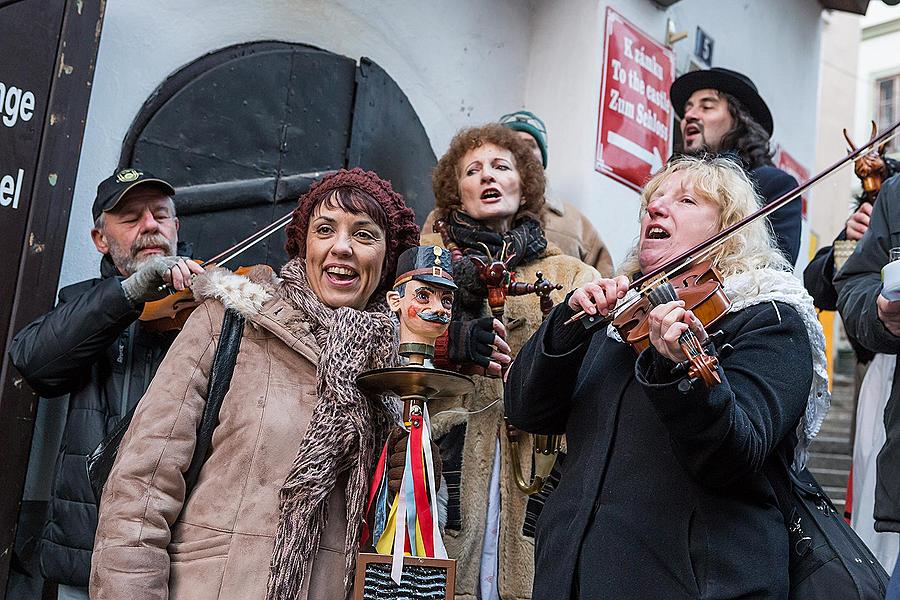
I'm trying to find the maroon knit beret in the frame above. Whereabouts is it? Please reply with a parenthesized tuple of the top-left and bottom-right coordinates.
(284, 168, 420, 289)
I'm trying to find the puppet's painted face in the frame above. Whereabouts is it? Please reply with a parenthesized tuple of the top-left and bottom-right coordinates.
(386, 282, 454, 346)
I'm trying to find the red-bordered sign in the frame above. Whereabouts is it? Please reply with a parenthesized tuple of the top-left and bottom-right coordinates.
(774, 145, 809, 219)
(595, 7, 675, 191)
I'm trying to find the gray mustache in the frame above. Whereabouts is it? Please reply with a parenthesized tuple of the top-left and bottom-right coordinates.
(417, 310, 450, 324)
(131, 233, 173, 256)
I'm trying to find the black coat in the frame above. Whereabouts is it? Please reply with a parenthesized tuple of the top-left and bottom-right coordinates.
(804, 232, 874, 363)
(505, 299, 811, 599)
(8, 256, 177, 586)
(750, 165, 802, 265)
(835, 174, 900, 533)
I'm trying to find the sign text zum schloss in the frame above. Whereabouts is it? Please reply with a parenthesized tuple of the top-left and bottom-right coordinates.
(1, 80, 38, 210)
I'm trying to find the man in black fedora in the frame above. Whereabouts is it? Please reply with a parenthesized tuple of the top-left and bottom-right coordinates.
(8, 168, 201, 600)
(671, 67, 802, 264)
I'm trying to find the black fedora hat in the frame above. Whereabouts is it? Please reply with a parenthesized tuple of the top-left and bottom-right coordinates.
(670, 67, 774, 137)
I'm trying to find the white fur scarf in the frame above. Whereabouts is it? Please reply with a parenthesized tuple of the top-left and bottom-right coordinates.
(608, 268, 830, 470)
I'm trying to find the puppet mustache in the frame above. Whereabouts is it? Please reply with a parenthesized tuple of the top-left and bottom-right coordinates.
(417, 309, 450, 324)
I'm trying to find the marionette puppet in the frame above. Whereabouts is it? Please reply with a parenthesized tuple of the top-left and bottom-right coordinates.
(386, 245, 456, 364)
(356, 246, 471, 597)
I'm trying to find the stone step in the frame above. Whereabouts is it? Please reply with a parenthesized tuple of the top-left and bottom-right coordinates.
(809, 467, 850, 489)
(807, 452, 852, 472)
(822, 408, 853, 420)
(820, 417, 853, 430)
(819, 424, 854, 438)
(823, 485, 848, 506)
(809, 436, 852, 455)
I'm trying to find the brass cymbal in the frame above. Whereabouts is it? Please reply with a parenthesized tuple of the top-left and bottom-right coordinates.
(356, 365, 474, 399)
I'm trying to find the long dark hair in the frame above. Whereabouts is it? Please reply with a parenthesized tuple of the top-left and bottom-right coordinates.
(717, 92, 774, 170)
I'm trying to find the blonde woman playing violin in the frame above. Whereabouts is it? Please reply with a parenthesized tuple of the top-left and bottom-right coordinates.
(505, 155, 829, 600)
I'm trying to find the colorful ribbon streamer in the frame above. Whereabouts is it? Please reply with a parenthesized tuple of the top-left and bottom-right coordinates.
(362, 404, 446, 585)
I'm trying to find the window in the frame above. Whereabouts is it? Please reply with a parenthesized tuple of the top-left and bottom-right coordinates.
(876, 75, 900, 153)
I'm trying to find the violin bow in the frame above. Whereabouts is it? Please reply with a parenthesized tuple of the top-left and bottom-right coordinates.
(197, 169, 338, 269)
(566, 117, 900, 329)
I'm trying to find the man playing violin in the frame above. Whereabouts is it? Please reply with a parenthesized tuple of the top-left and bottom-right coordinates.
(8, 168, 201, 600)
(505, 156, 828, 599)
(671, 67, 802, 265)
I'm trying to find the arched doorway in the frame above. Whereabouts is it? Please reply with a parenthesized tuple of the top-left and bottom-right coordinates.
(120, 40, 436, 268)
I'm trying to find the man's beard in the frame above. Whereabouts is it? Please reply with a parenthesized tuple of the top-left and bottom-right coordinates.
(107, 232, 176, 276)
(682, 123, 713, 155)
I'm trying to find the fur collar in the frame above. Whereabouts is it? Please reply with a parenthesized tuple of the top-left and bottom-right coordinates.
(191, 265, 277, 319)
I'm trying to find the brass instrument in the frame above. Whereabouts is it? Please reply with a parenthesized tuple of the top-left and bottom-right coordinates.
(507, 428, 561, 495)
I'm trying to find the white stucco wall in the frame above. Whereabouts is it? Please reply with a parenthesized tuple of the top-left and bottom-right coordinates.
(524, 0, 823, 267)
(810, 10, 860, 245)
(855, 3, 900, 150)
(60, 0, 825, 286)
(60, 0, 535, 287)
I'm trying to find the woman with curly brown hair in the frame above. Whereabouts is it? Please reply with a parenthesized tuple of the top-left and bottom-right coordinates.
(420, 123, 599, 600)
(90, 169, 419, 600)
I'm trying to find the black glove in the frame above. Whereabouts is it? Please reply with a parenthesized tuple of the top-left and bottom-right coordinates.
(448, 317, 499, 369)
(387, 427, 442, 495)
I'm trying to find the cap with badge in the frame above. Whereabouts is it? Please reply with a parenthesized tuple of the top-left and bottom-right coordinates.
(393, 245, 456, 291)
(92, 168, 175, 222)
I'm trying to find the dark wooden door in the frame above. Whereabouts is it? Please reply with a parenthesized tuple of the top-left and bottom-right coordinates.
(121, 41, 436, 270)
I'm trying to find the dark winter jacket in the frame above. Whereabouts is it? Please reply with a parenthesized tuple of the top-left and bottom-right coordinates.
(750, 165, 802, 265)
(505, 297, 811, 599)
(835, 174, 900, 533)
(8, 255, 177, 586)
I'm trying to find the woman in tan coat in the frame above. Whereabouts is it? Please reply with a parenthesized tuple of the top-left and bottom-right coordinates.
(90, 168, 419, 600)
(422, 124, 599, 600)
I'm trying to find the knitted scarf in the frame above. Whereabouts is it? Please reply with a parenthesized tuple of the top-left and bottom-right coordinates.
(442, 210, 548, 315)
(266, 258, 401, 600)
(445, 210, 547, 269)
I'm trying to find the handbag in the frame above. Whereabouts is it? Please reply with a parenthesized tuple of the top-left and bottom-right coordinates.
(781, 466, 889, 599)
(86, 308, 245, 502)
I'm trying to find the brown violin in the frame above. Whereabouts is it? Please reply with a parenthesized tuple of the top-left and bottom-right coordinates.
(139, 208, 295, 332)
(845, 121, 890, 205)
(612, 261, 729, 387)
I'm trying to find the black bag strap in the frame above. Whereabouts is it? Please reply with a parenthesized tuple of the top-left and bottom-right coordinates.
(183, 307, 245, 494)
(86, 307, 245, 503)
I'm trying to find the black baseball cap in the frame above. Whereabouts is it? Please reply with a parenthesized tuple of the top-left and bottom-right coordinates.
(92, 168, 175, 222)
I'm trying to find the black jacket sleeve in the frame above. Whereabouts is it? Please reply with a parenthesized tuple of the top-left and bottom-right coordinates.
(634, 301, 812, 488)
(8, 276, 142, 397)
(504, 301, 593, 434)
(752, 166, 801, 265)
(803, 232, 845, 311)
(835, 176, 900, 355)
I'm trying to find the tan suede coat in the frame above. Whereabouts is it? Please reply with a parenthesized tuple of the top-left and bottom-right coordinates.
(90, 267, 350, 600)
(421, 234, 599, 600)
